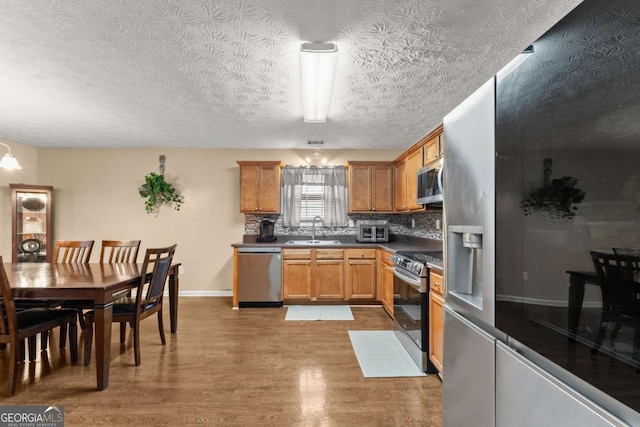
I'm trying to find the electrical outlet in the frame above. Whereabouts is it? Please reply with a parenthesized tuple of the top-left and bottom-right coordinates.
(411, 219, 416, 228)
(178, 265, 184, 274)
(436, 219, 441, 230)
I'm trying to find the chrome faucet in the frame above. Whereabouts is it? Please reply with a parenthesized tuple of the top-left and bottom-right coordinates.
(311, 216, 324, 241)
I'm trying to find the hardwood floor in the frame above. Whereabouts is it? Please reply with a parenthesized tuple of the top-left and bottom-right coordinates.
(0, 298, 442, 426)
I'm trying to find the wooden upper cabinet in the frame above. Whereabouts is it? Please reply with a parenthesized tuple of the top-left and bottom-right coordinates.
(394, 147, 425, 212)
(237, 161, 282, 213)
(393, 124, 443, 213)
(423, 134, 443, 165)
(406, 147, 424, 211)
(347, 161, 393, 213)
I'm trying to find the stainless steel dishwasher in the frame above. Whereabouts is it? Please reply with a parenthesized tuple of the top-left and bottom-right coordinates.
(237, 247, 283, 308)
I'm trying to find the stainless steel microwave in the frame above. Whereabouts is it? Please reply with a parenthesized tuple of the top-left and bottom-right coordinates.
(417, 160, 443, 205)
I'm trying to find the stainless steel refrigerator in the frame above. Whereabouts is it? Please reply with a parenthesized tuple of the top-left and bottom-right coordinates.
(442, 2, 640, 423)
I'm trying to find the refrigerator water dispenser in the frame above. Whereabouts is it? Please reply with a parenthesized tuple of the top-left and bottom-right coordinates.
(448, 225, 484, 309)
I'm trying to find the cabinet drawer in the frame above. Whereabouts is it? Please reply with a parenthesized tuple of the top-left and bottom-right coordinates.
(346, 248, 376, 259)
(430, 269, 444, 295)
(380, 250, 394, 266)
(316, 249, 344, 259)
(283, 249, 311, 260)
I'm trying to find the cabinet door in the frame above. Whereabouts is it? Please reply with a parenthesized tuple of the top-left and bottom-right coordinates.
(283, 259, 312, 299)
(429, 291, 444, 372)
(11, 184, 54, 263)
(393, 160, 407, 211)
(349, 164, 373, 212)
(381, 263, 395, 316)
(406, 147, 425, 211)
(371, 164, 393, 212)
(346, 259, 376, 299)
(316, 259, 344, 300)
(239, 165, 260, 213)
(257, 165, 281, 213)
(423, 135, 442, 164)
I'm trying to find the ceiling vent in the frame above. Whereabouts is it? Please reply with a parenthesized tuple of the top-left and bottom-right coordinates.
(307, 140, 324, 145)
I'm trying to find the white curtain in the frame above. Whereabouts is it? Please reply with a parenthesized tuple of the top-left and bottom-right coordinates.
(281, 166, 348, 227)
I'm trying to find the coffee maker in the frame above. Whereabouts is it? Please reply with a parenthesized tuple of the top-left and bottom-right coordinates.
(257, 218, 277, 242)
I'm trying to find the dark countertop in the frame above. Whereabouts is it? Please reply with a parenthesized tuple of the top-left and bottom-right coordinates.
(232, 234, 443, 258)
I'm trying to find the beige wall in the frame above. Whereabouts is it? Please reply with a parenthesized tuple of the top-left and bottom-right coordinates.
(10, 147, 400, 294)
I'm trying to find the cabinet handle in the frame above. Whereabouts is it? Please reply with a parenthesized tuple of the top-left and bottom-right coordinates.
(384, 266, 392, 271)
(372, 207, 376, 211)
(433, 281, 441, 288)
(255, 208, 259, 211)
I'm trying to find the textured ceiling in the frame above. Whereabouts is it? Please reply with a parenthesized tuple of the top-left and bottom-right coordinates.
(0, 0, 581, 149)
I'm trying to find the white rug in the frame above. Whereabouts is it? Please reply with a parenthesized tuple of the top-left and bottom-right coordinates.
(285, 305, 354, 321)
(348, 330, 427, 378)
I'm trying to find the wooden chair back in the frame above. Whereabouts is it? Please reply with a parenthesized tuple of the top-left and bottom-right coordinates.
(135, 244, 177, 316)
(100, 240, 141, 263)
(0, 256, 18, 345)
(52, 240, 94, 263)
(590, 251, 640, 313)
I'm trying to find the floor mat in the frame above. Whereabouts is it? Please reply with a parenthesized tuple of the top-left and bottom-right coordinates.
(285, 305, 354, 321)
(348, 330, 427, 378)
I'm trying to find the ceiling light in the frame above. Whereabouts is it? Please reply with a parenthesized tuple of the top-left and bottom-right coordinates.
(300, 42, 338, 123)
(0, 142, 22, 170)
(305, 151, 328, 166)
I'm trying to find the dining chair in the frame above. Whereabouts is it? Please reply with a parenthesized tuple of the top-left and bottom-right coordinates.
(100, 240, 141, 343)
(83, 244, 176, 366)
(100, 240, 141, 264)
(53, 240, 94, 263)
(613, 248, 640, 256)
(590, 251, 640, 368)
(51, 240, 94, 350)
(0, 256, 78, 395)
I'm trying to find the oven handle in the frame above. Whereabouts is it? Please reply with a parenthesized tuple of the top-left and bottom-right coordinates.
(392, 267, 424, 292)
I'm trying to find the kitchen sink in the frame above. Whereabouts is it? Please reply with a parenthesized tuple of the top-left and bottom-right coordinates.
(285, 240, 342, 245)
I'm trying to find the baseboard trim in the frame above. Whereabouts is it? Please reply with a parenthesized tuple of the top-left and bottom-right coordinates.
(162, 290, 233, 297)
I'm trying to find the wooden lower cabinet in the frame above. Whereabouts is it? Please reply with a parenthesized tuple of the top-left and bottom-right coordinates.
(378, 249, 394, 316)
(346, 249, 377, 300)
(316, 250, 345, 300)
(283, 257, 312, 300)
(428, 268, 444, 372)
(283, 248, 344, 301)
(282, 247, 380, 302)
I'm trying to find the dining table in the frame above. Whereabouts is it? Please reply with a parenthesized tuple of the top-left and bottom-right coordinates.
(4, 261, 181, 390)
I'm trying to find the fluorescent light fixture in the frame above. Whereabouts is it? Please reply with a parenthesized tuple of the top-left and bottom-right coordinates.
(0, 142, 22, 170)
(300, 42, 338, 123)
(497, 45, 534, 82)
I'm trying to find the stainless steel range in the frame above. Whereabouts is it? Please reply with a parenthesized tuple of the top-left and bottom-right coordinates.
(391, 251, 442, 374)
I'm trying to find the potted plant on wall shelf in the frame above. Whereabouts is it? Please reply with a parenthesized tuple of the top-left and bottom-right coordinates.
(139, 171, 184, 215)
(521, 158, 585, 221)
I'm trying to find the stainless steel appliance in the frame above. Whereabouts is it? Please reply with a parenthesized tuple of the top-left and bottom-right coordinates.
(391, 250, 441, 373)
(444, 2, 640, 424)
(257, 218, 277, 242)
(416, 159, 443, 205)
(356, 219, 389, 243)
(237, 247, 282, 308)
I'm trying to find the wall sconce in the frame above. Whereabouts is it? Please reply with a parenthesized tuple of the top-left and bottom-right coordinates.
(0, 142, 22, 170)
(300, 42, 338, 123)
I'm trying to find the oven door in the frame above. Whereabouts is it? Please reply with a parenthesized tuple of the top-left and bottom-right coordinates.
(392, 267, 427, 351)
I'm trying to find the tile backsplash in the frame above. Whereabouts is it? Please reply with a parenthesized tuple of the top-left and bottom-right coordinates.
(245, 211, 444, 240)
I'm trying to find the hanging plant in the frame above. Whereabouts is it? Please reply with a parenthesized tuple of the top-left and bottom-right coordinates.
(138, 155, 184, 214)
(521, 158, 586, 221)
